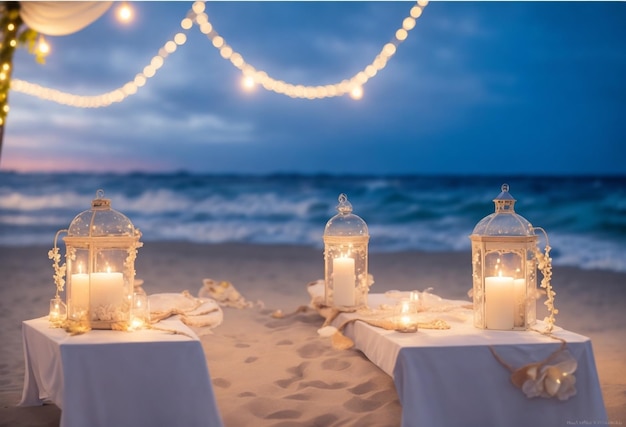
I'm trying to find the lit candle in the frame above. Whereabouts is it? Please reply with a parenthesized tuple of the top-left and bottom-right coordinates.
(513, 278, 526, 327)
(48, 297, 65, 326)
(130, 292, 150, 329)
(485, 274, 514, 330)
(333, 256, 356, 306)
(90, 270, 124, 310)
(70, 272, 90, 312)
(395, 299, 418, 333)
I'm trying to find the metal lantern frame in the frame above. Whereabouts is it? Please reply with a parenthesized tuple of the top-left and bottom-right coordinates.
(50, 190, 142, 331)
(323, 193, 370, 309)
(470, 184, 550, 331)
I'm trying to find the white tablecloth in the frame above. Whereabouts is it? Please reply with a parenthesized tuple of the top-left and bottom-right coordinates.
(20, 317, 223, 427)
(334, 294, 607, 427)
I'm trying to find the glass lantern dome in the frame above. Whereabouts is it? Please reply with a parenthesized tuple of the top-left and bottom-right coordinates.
(67, 190, 136, 238)
(472, 184, 535, 237)
(324, 193, 369, 237)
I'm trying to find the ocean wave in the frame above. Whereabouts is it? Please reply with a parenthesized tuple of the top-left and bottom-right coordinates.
(1, 172, 625, 273)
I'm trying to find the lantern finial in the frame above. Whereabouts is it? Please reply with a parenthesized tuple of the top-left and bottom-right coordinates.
(494, 183, 516, 213)
(337, 193, 353, 214)
(92, 189, 111, 210)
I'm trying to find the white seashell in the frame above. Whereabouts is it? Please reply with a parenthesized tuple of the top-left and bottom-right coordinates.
(317, 325, 338, 337)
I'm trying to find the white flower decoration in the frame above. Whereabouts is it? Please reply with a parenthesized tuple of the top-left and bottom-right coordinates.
(512, 349, 577, 401)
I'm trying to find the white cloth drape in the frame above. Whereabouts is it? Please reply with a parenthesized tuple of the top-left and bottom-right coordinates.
(19, 1, 113, 36)
(333, 293, 608, 427)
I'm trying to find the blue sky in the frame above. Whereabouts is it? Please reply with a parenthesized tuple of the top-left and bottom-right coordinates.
(3, 1, 625, 175)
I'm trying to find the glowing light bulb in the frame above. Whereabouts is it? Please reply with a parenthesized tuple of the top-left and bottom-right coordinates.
(117, 2, 133, 23)
(350, 86, 363, 100)
(36, 35, 50, 56)
(242, 76, 255, 90)
(10, 0, 429, 103)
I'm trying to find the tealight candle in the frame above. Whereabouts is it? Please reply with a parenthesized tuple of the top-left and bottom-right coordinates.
(395, 299, 418, 333)
(130, 292, 150, 329)
(48, 296, 66, 327)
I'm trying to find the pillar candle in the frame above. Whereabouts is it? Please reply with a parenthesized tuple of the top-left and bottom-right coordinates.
(90, 271, 124, 309)
(70, 273, 90, 311)
(513, 278, 526, 327)
(333, 256, 356, 306)
(485, 275, 514, 330)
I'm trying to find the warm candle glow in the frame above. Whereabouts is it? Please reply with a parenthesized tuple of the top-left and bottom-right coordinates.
(131, 292, 150, 330)
(395, 299, 418, 333)
(48, 296, 66, 327)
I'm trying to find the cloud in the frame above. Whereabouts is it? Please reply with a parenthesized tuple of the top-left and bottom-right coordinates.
(4, 2, 625, 175)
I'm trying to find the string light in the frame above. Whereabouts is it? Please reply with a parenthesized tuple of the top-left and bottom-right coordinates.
(1, 2, 23, 127)
(117, 2, 134, 23)
(36, 35, 50, 57)
(193, 0, 428, 99)
(9, 0, 428, 107)
(242, 76, 255, 91)
(350, 86, 364, 100)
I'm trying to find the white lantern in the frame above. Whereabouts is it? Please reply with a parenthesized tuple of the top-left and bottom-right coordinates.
(50, 190, 142, 330)
(323, 194, 370, 309)
(470, 184, 551, 330)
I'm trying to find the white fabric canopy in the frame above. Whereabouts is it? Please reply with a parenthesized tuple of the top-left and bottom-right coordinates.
(19, 1, 113, 36)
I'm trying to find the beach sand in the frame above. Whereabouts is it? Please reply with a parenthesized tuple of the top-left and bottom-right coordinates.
(1, 242, 624, 426)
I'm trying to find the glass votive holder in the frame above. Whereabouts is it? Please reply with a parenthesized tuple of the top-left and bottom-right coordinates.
(130, 292, 150, 329)
(49, 296, 67, 327)
(394, 298, 419, 333)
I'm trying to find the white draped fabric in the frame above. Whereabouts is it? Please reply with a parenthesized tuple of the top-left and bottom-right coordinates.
(20, 316, 224, 427)
(333, 293, 608, 427)
(19, 2, 113, 36)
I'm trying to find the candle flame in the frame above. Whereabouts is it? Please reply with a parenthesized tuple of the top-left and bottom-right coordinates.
(401, 301, 410, 313)
(130, 318, 144, 330)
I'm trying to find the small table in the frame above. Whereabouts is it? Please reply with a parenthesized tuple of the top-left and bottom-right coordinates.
(20, 317, 223, 427)
(334, 294, 608, 427)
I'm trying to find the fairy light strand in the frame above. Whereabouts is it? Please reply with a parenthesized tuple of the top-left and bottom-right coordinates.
(9, 0, 428, 107)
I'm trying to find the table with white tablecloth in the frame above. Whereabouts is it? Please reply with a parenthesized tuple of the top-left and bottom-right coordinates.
(20, 317, 223, 427)
(333, 293, 607, 427)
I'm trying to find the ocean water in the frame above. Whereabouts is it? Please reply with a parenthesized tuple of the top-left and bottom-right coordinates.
(1, 172, 625, 273)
